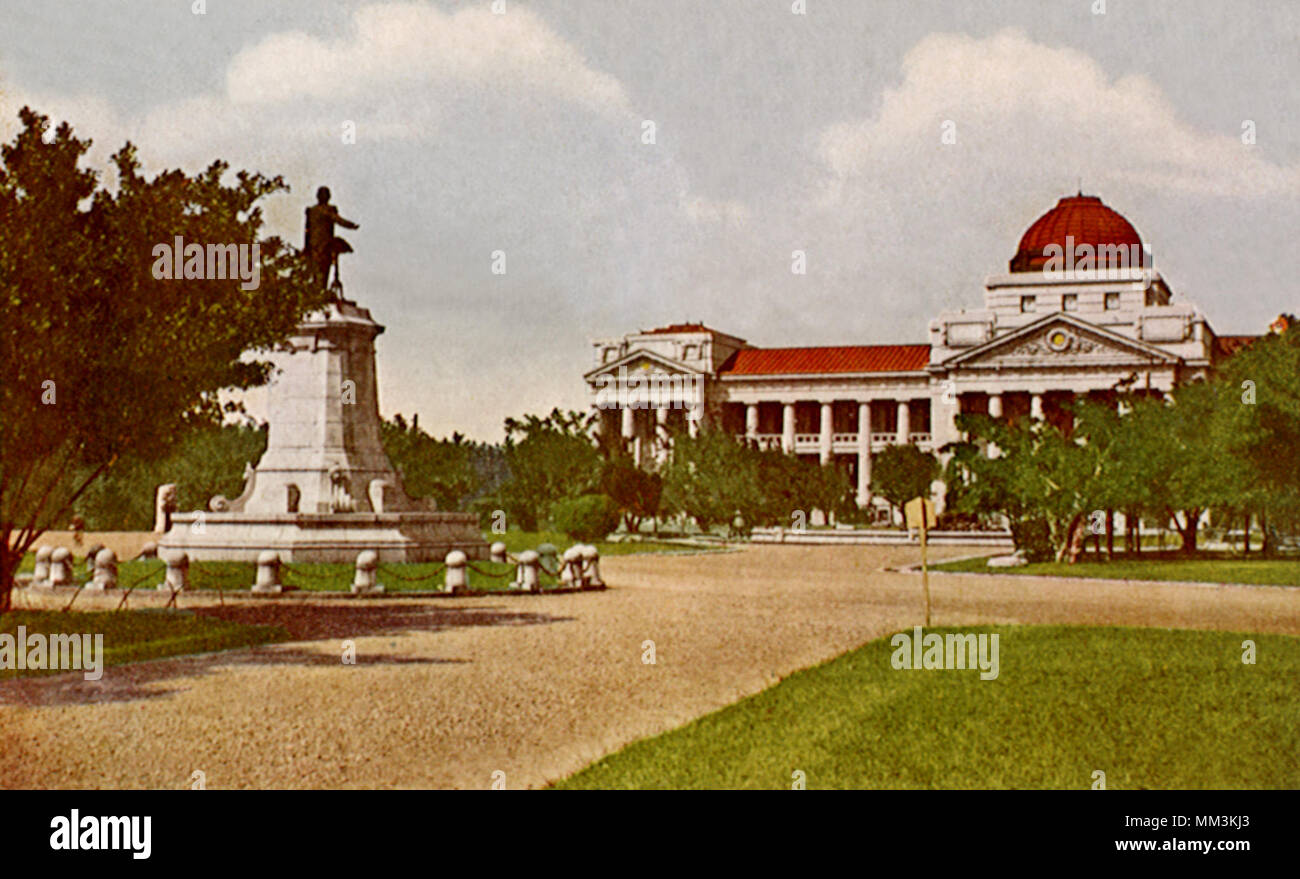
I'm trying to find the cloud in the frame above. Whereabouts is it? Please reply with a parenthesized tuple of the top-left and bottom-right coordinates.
(817, 28, 1300, 199)
(225, 2, 631, 117)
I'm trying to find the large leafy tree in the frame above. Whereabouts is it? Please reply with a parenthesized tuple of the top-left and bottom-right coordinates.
(870, 443, 941, 529)
(495, 408, 600, 530)
(0, 107, 332, 610)
(661, 428, 764, 535)
(380, 414, 487, 512)
(71, 421, 268, 531)
(1215, 320, 1300, 547)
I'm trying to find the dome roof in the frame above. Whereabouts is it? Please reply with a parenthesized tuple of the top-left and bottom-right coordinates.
(1010, 194, 1143, 272)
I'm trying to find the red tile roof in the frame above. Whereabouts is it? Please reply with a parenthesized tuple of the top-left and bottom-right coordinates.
(720, 344, 930, 376)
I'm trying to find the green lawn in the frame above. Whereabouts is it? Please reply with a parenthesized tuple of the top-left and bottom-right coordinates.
(13, 531, 694, 593)
(932, 553, 1300, 587)
(555, 625, 1300, 789)
(0, 609, 290, 679)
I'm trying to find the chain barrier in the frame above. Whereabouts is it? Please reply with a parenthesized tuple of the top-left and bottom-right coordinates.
(464, 561, 515, 580)
(281, 564, 353, 584)
(113, 564, 168, 611)
(377, 563, 447, 583)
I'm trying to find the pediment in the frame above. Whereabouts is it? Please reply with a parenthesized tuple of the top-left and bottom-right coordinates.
(583, 348, 706, 381)
(940, 314, 1180, 370)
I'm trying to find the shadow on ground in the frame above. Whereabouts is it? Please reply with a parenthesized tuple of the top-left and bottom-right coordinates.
(0, 602, 572, 708)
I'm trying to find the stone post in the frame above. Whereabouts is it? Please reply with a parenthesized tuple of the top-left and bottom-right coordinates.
(819, 402, 833, 464)
(252, 551, 283, 593)
(782, 403, 796, 453)
(516, 550, 541, 593)
(49, 547, 76, 588)
(89, 548, 118, 591)
(444, 550, 468, 593)
(490, 541, 508, 564)
(83, 543, 105, 577)
(31, 546, 53, 587)
(580, 545, 603, 588)
(560, 546, 582, 587)
(352, 550, 382, 594)
(160, 551, 190, 592)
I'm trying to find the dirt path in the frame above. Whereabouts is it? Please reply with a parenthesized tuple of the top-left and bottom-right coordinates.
(2, 545, 1297, 789)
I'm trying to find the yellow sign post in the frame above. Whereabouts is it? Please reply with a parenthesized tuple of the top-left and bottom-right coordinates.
(904, 497, 936, 626)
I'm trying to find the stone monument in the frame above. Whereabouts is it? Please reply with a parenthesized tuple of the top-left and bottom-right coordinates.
(159, 191, 487, 563)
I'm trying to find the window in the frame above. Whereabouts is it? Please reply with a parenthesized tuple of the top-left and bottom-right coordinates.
(1020, 295, 1036, 313)
(1063, 293, 1078, 312)
(681, 344, 696, 361)
(1105, 292, 1120, 310)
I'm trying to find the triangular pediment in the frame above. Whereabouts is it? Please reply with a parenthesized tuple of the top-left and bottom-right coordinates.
(940, 314, 1181, 369)
(584, 348, 707, 381)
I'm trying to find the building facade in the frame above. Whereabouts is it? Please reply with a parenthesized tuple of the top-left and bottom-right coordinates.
(584, 194, 1254, 514)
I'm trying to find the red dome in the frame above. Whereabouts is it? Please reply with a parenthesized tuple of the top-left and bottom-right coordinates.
(1010, 195, 1143, 272)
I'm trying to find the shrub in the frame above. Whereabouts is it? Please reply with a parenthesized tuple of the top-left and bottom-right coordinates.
(550, 494, 621, 542)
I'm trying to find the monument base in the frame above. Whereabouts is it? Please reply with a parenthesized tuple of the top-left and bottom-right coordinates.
(158, 512, 488, 564)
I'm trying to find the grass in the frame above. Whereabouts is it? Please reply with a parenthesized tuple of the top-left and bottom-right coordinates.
(0, 609, 290, 679)
(554, 625, 1300, 789)
(932, 552, 1300, 587)
(12, 530, 694, 593)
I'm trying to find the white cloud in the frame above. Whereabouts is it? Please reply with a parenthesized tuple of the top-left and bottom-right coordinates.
(817, 28, 1300, 199)
(225, 2, 631, 116)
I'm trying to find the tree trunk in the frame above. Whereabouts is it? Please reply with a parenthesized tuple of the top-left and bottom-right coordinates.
(1176, 508, 1200, 555)
(0, 534, 18, 616)
(1105, 509, 1114, 559)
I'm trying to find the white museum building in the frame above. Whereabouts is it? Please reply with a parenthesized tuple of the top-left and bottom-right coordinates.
(584, 194, 1255, 515)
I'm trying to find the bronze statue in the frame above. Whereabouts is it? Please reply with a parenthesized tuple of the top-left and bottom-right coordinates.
(304, 186, 358, 295)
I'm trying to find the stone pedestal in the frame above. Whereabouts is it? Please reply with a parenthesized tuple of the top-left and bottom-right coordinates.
(160, 297, 488, 563)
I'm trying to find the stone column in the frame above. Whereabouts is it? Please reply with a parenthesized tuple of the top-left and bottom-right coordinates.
(857, 401, 872, 506)
(819, 402, 833, 464)
(620, 405, 634, 439)
(1030, 393, 1044, 420)
(897, 400, 910, 443)
(988, 394, 1003, 419)
(745, 404, 759, 440)
(688, 413, 700, 437)
(782, 403, 795, 453)
(655, 407, 669, 461)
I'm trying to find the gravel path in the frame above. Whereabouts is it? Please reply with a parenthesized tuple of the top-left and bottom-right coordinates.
(3, 544, 1297, 789)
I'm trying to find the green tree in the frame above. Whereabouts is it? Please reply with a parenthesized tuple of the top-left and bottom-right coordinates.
(601, 452, 663, 533)
(661, 429, 764, 536)
(380, 414, 483, 511)
(495, 409, 599, 531)
(870, 444, 941, 529)
(0, 108, 331, 611)
(71, 421, 268, 530)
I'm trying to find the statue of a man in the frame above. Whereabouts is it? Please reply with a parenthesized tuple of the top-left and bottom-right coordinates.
(304, 186, 359, 294)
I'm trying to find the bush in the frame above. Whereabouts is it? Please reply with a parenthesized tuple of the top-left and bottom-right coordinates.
(550, 494, 621, 542)
(1010, 516, 1054, 562)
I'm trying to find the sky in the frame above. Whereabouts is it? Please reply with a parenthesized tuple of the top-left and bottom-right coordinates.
(3, 0, 1297, 441)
